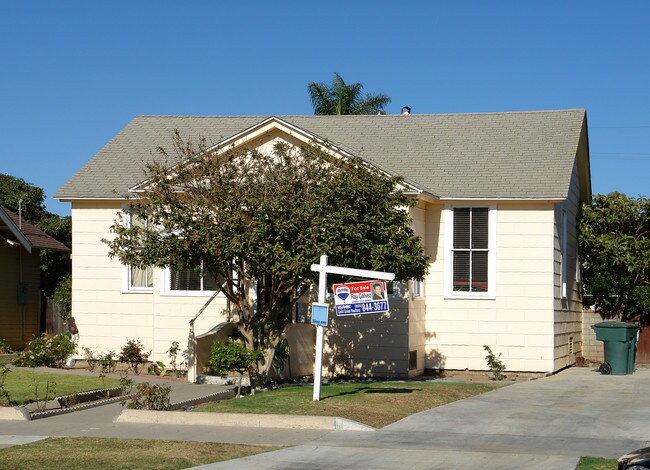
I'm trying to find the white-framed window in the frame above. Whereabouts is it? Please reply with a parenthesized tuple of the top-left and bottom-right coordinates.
(121, 210, 153, 293)
(161, 262, 222, 297)
(444, 205, 496, 298)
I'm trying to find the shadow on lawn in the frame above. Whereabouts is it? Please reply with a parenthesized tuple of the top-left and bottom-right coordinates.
(321, 387, 419, 400)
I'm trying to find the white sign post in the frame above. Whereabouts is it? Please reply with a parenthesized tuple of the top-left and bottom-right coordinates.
(310, 254, 395, 401)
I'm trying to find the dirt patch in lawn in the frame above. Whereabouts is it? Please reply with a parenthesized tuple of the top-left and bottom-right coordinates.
(419, 369, 548, 383)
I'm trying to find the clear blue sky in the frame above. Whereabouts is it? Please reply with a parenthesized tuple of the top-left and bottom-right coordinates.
(1, 1, 648, 216)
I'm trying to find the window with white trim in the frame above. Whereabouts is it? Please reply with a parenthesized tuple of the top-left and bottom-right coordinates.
(445, 206, 496, 297)
(161, 262, 223, 296)
(122, 211, 153, 292)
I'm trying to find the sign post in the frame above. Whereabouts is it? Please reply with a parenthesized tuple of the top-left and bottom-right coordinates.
(310, 255, 395, 401)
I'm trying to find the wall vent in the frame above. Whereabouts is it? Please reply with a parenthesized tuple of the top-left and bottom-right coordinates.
(409, 350, 417, 370)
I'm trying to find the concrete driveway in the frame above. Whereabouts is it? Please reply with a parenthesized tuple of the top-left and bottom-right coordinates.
(197, 366, 650, 469)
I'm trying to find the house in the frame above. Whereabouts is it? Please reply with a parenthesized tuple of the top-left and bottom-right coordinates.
(0, 206, 70, 349)
(55, 109, 591, 378)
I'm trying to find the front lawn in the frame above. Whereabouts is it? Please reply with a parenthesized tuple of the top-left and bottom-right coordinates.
(0, 437, 277, 470)
(1, 369, 121, 405)
(576, 456, 617, 469)
(194, 380, 505, 428)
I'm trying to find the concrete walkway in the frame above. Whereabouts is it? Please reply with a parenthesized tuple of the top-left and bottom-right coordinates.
(2, 366, 650, 469)
(193, 366, 650, 469)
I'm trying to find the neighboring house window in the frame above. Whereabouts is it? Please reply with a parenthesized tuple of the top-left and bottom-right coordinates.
(445, 206, 496, 298)
(121, 211, 153, 293)
(161, 262, 222, 296)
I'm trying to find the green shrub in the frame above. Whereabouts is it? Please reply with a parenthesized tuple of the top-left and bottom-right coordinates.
(119, 339, 150, 375)
(52, 274, 72, 320)
(99, 351, 117, 373)
(125, 382, 171, 410)
(82, 347, 99, 372)
(209, 341, 262, 397)
(13, 333, 77, 368)
(0, 338, 12, 354)
(0, 364, 12, 405)
(483, 345, 506, 381)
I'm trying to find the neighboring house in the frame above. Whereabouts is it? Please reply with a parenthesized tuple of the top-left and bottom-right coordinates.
(0, 206, 70, 349)
(55, 109, 591, 377)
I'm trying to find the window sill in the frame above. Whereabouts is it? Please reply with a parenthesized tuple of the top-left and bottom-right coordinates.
(160, 291, 222, 298)
(121, 289, 153, 294)
(444, 293, 496, 300)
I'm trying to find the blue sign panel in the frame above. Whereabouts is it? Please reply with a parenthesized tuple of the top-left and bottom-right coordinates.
(311, 302, 329, 326)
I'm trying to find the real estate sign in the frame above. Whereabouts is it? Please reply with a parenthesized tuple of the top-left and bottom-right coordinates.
(333, 280, 390, 316)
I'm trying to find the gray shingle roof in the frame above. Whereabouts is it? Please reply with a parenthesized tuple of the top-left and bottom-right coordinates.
(56, 109, 588, 200)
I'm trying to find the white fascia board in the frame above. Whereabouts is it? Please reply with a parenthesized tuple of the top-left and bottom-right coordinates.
(57, 197, 129, 202)
(438, 197, 565, 202)
(0, 209, 32, 253)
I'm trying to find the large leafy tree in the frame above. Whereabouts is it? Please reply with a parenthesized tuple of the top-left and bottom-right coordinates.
(308, 73, 391, 115)
(0, 174, 71, 296)
(578, 192, 650, 324)
(105, 132, 429, 383)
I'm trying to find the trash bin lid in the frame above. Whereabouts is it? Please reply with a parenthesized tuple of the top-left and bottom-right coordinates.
(593, 321, 641, 330)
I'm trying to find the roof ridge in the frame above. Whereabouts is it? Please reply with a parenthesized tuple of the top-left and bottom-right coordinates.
(133, 109, 586, 119)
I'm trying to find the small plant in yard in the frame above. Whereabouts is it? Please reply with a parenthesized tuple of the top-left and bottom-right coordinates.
(99, 351, 117, 373)
(167, 341, 188, 377)
(119, 339, 150, 375)
(147, 361, 166, 376)
(82, 347, 99, 372)
(483, 345, 506, 381)
(0, 338, 12, 354)
(13, 333, 77, 368)
(31, 372, 56, 411)
(209, 341, 263, 397)
(0, 364, 12, 405)
(124, 382, 171, 410)
(119, 375, 135, 395)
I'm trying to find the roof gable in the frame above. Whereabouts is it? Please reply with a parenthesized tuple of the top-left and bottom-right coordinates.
(56, 109, 589, 202)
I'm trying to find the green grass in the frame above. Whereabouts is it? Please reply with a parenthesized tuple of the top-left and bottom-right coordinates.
(0, 354, 18, 365)
(576, 456, 617, 469)
(0, 437, 278, 470)
(1, 369, 122, 405)
(195, 380, 504, 428)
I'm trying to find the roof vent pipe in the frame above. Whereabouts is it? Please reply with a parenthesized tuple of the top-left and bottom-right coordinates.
(401, 106, 411, 115)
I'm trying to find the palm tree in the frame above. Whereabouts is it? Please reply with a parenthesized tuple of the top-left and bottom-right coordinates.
(307, 73, 391, 115)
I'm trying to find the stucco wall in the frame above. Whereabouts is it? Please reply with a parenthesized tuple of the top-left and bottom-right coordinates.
(424, 201, 557, 372)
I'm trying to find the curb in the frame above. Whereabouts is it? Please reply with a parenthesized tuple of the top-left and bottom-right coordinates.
(116, 410, 375, 431)
(0, 407, 30, 421)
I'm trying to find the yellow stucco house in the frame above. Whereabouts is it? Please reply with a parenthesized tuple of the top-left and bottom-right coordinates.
(56, 109, 591, 378)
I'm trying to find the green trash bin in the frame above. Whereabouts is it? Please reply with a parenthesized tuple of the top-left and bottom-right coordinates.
(591, 321, 640, 375)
